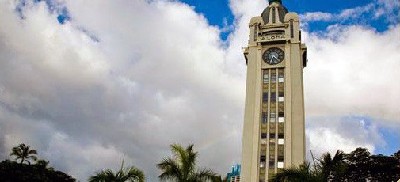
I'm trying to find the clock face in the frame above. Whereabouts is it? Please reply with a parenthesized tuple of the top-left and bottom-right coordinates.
(263, 47, 284, 65)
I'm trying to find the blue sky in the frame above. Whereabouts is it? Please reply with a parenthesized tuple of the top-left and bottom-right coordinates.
(45, 0, 398, 38)
(180, 0, 398, 38)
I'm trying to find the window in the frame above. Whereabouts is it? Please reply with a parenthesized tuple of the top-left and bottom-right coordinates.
(260, 162, 266, 168)
(278, 73, 284, 83)
(271, 92, 276, 102)
(271, 73, 276, 83)
(269, 160, 275, 168)
(263, 93, 268, 102)
(263, 74, 269, 83)
(278, 117, 284, 123)
(279, 112, 284, 117)
(270, 133, 276, 139)
(270, 112, 276, 118)
(261, 133, 267, 139)
(278, 162, 284, 168)
(262, 112, 268, 123)
(278, 156, 284, 162)
(270, 117, 276, 123)
(278, 139, 285, 145)
(278, 92, 284, 102)
(278, 134, 284, 138)
(260, 155, 266, 162)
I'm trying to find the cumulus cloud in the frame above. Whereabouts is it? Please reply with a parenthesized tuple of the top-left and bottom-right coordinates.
(304, 25, 400, 122)
(0, 0, 399, 181)
(300, 0, 399, 25)
(306, 116, 385, 159)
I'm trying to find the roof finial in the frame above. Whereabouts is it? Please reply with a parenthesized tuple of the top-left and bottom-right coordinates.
(269, 0, 282, 5)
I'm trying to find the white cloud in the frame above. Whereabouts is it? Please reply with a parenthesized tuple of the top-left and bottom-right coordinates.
(300, 0, 399, 24)
(304, 25, 400, 122)
(0, 0, 244, 180)
(306, 117, 385, 159)
(301, 12, 333, 22)
(0, 0, 399, 181)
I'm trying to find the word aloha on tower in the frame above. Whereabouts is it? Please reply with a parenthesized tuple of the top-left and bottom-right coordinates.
(241, 0, 307, 181)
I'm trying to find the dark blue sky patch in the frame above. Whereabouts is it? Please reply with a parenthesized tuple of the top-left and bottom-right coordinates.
(176, 0, 396, 39)
(282, 0, 398, 33)
(284, 0, 372, 14)
(178, 0, 234, 40)
(56, 7, 70, 24)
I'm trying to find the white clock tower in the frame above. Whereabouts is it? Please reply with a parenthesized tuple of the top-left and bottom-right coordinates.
(241, 0, 308, 181)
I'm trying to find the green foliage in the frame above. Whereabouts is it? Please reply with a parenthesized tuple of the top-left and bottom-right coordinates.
(10, 143, 37, 165)
(1, 143, 75, 182)
(157, 144, 219, 182)
(270, 148, 400, 182)
(0, 160, 75, 182)
(270, 163, 322, 182)
(89, 161, 145, 182)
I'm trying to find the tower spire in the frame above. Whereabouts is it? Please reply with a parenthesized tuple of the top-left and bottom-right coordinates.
(269, 0, 282, 4)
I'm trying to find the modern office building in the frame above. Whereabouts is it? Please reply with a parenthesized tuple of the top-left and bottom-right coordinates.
(241, 0, 308, 181)
(226, 164, 241, 182)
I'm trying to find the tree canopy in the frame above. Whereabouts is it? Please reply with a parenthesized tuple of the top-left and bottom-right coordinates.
(270, 148, 400, 182)
(10, 143, 38, 165)
(0, 143, 76, 182)
(157, 144, 219, 182)
(89, 161, 145, 182)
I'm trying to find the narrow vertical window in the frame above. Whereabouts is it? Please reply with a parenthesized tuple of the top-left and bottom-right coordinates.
(278, 73, 284, 83)
(278, 92, 284, 102)
(290, 20, 294, 38)
(271, 73, 276, 83)
(263, 73, 269, 83)
(269, 133, 276, 139)
(262, 112, 268, 124)
(261, 133, 267, 139)
(263, 93, 268, 102)
(272, 8, 276, 23)
(270, 112, 276, 122)
(260, 155, 266, 162)
(270, 112, 276, 119)
(254, 25, 258, 41)
(269, 160, 275, 168)
(278, 162, 284, 168)
(271, 92, 276, 102)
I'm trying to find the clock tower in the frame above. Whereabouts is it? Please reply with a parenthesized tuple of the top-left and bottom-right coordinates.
(241, 0, 307, 181)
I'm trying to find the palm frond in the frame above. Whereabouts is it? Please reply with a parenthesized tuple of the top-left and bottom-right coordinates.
(157, 157, 182, 181)
(194, 168, 217, 181)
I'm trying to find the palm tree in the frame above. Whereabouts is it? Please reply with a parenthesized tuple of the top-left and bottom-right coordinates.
(318, 150, 346, 181)
(89, 161, 145, 182)
(10, 143, 37, 165)
(270, 150, 348, 182)
(269, 163, 322, 182)
(157, 144, 218, 182)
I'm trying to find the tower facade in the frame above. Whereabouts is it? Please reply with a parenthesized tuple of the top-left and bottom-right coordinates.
(241, 0, 307, 181)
